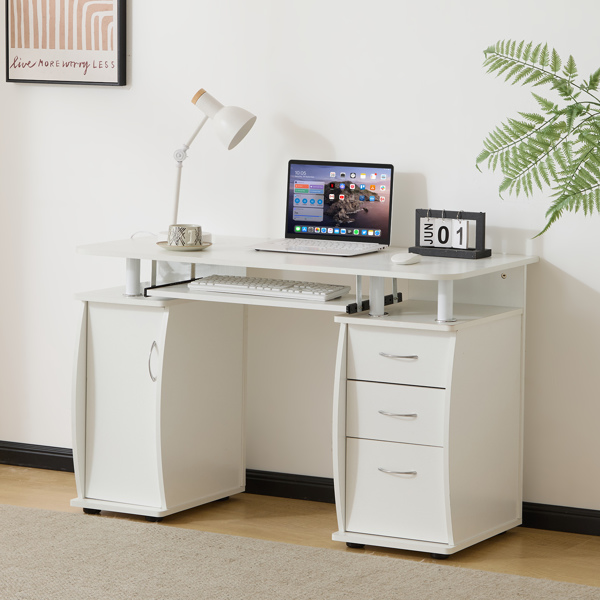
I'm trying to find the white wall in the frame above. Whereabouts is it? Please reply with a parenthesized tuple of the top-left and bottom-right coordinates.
(1, 0, 599, 511)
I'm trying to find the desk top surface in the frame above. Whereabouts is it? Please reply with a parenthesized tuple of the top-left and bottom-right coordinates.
(78, 235, 538, 281)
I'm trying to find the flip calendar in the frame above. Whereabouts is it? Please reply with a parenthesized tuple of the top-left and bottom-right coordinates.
(409, 210, 491, 259)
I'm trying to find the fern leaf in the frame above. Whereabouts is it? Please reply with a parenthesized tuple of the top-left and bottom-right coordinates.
(563, 55, 578, 79)
(531, 43, 542, 64)
(564, 107, 578, 132)
(586, 149, 600, 169)
(485, 57, 508, 74)
(499, 177, 513, 193)
(505, 62, 525, 83)
(589, 117, 600, 135)
(534, 212, 560, 236)
(496, 60, 517, 77)
(522, 69, 544, 86)
(476, 149, 491, 165)
(539, 161, 551, 186)
(539, 43, 549, 67)
(522, 41, 533, 62)
(564, 140, 574, 164)
(509, 118, 535, 135)
(516, 40, 524, 60)
(539, 194, 570, 235)
(531, 165, 543, 191)
(489, 153, 498, 171)
(519, 111, 546, 125)
(493, 126, 513, 146)
(587, 67, 600, 90)
(533, 74, 557, 88)
(583, 191, 593, 216)
(531, 93, 557, 114)
(546, 155, 558, 180)
(553, 148, 568, 171)
(585, 157, 600, 180)
(513, 66, 536, 85)
(550, 48, 562, 73)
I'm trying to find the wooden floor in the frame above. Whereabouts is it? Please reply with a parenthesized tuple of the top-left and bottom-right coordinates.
(1, 464, 599, 588)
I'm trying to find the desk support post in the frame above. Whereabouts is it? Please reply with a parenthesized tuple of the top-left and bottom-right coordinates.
(355, 275, 363, 308)
(436, 280, 456, 323)
(125, 258, 142, 297)
(151, 261, 157, 287)
(369, 277, 385, 317)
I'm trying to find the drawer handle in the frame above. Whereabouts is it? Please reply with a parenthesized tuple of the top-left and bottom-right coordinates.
(378, 468, 417, 476)
(379, 352, 419, 360)
(378, 410, 418, 419)
(148, 341, 158, 382)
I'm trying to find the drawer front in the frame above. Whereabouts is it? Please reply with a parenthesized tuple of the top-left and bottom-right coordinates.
(345, 438, 448, 543)
(346, 380, 446, 446)
(347, 326, 453, 388)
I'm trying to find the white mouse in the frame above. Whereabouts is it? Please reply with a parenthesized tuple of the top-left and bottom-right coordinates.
(390, 252, 421, 265)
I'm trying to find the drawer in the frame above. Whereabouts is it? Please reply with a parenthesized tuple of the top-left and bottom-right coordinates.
(346, 380, 445, 446)
(347, 326, 453, 388)
(345, 438, 448, 543)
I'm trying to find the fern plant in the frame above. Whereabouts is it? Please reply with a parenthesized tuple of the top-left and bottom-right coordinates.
(477, 40, 600, 235)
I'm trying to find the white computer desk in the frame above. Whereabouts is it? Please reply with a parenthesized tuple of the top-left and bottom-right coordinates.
(71, 235, 538, 557)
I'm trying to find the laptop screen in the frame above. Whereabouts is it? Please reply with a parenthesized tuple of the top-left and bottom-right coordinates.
(285, 160, 394, 245)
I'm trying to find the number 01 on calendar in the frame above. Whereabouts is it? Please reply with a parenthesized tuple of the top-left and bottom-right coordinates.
(409, 210, 492, 259)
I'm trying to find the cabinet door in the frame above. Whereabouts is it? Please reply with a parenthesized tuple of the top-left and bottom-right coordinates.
(85, 303, 164, 507)
(345, 438, 448, 543)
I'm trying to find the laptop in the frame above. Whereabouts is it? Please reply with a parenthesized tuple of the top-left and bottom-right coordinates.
(255, 159, 394, 256)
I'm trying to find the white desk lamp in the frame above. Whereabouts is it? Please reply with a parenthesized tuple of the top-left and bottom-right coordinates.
(171, 88, 257, 224)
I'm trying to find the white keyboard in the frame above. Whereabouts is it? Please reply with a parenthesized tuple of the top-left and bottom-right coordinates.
(188, 275, 350, 301)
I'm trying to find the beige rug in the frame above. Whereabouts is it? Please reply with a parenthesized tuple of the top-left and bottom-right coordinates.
(1, 504, 599, 600)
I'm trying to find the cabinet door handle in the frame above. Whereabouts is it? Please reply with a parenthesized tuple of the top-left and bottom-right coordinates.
(379, 352, 419, 360)
(148, 341, 158, 382)
(378, 410, 418, 418)
(378, 468, 417, 476)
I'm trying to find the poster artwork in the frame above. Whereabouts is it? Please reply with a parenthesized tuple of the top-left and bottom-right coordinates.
(6, 0, 125, 85)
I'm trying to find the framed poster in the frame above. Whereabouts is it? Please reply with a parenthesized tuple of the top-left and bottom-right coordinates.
(5, 0, 126, 85)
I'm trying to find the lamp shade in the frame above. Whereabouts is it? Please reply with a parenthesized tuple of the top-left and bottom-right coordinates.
(192, 89, 257, 150)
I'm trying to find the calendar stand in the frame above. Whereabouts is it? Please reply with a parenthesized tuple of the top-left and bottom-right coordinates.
(409, 209, 492, 259)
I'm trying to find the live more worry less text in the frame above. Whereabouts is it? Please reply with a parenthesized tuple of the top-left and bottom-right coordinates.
(9, 55, 115, 76)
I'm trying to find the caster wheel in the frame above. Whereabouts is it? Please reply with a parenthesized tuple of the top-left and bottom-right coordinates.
(83, 508, 101, 515)
(145, 516, 163, 522)
(430, 553, 449, 560)
(346, 542, 365, 549)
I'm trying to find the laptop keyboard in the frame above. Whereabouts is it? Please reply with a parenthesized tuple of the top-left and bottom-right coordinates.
(283, 239, 379, 250)
(265, 239, 384, 256)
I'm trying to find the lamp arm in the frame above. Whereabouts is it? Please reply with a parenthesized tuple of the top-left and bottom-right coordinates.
(171, 115, 209, 224)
